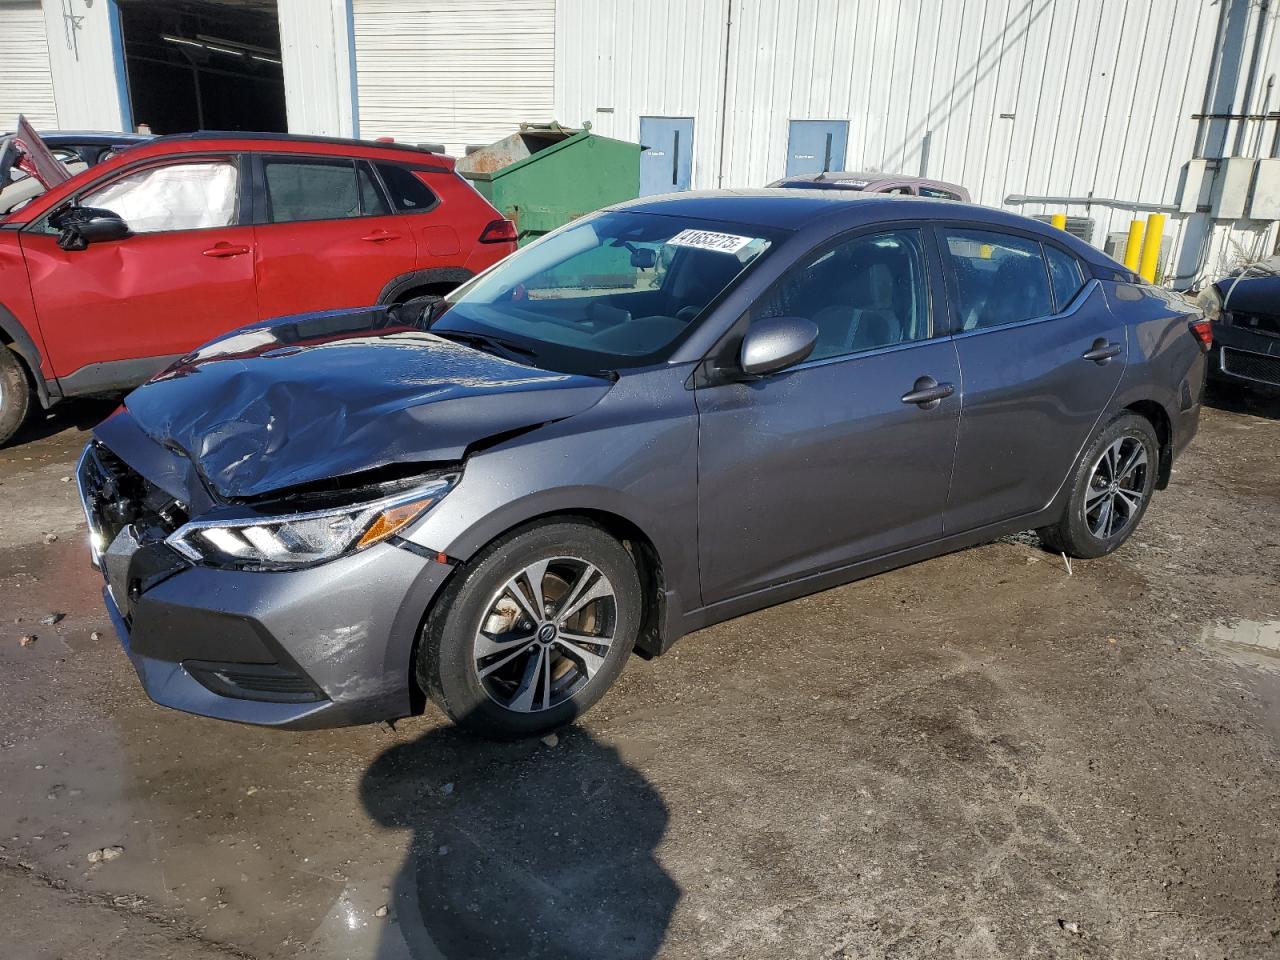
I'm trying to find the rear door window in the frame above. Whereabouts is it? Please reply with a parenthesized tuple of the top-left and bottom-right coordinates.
(940, 229, 1053, 331)
(264, 157, 379, 223)
(1044, 244, 1086, 311)
(375, 163, 439, 213)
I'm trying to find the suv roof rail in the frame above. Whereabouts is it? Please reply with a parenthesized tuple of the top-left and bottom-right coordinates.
(149, 131, 446, 158)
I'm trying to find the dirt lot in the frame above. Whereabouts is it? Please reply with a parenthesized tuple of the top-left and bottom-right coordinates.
(0, 393, 1277, 960)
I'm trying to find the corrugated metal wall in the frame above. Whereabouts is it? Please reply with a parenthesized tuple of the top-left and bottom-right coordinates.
(557, 0, 1280, 285)
(353, 0, 556, 155)
(0, 0, 58, 130)
(279, 0, 358, 138)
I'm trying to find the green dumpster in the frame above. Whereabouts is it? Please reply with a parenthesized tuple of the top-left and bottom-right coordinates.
(456, 122, 640, 245)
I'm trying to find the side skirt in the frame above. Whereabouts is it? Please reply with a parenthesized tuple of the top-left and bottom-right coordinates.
(661, 505, 1064, 652)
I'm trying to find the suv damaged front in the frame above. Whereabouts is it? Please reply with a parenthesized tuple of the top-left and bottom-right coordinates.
(78, 303, 616, 727)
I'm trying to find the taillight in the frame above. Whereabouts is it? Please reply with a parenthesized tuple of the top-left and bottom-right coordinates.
(1189, 318, 1213, 353)
(478, 219, 518, 244)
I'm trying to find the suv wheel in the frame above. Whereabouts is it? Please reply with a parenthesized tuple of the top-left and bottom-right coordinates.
(0, 345, 33, 446)
(1037, 412, 1159, 559)
(417, 520, 642, 738)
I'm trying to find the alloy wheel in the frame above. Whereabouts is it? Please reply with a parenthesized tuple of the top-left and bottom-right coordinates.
(473, 557, 617, 713)
(1084, 435, 1149, 539)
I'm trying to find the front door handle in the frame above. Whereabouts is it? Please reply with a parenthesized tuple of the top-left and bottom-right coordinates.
(202, 243, 249, 258)
(1082, 339, 1122, 364)
(361, 230, 400, 242)
(901, 376, 956, 409)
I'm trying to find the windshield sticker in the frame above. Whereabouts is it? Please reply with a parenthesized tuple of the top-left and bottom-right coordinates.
(668, 229, 758, 255)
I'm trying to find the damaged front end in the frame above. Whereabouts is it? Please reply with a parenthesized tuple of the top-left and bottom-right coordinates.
(76, 304, 615, 727)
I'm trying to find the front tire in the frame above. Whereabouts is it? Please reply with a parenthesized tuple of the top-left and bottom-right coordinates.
(0, 345, 33, 447)
(417, 520, 642, 738)
(1037, 412, 1159, 559)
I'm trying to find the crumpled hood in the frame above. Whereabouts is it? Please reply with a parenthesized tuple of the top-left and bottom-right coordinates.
(120, 307, 612, 501)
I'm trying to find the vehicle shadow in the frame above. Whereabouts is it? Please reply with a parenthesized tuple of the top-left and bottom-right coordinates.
(361, 721, 678, 960)
(11, 396, 118, 445)
(1205, 383, 1280, 421)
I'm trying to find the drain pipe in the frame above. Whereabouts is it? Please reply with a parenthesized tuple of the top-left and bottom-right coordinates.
(715, 0, 733, 188)
(1194, 0, 1233, 159)
(1232, 0, 1271, 157)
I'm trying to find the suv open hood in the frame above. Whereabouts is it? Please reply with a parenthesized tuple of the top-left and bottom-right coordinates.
(118, 306, 612, 501)
(0, 117, 73, 191)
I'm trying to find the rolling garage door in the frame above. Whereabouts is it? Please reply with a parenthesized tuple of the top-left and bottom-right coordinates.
(0, 1, 58, 130)
(352, 0, 554, 156)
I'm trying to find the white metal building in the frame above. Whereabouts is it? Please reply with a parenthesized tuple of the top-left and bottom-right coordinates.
(1, 0, 1277, 286)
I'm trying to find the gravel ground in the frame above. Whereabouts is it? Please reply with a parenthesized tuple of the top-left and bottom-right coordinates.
(0, 392, 1277, 960)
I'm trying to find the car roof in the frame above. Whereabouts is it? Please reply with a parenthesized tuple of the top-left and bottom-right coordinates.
(151, 131, 446, 159)
(29, 131, 153, 146)
(610, 189, 1117, 269)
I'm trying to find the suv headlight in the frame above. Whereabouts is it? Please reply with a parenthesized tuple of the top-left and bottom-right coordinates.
(166, 477, 455, 570)
(1196, 285, 1223, 323)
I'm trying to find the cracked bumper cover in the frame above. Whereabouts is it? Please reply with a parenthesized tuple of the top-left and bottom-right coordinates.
(105, 542, 451, 729)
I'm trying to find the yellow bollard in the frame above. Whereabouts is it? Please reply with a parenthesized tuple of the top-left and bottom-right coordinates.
(1050, 213, 1067, 231)
(1122, 219, 1145, 272)
(1138, 213, 1165, 283)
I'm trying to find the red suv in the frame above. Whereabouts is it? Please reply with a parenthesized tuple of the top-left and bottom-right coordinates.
(0, 132, 517, 444)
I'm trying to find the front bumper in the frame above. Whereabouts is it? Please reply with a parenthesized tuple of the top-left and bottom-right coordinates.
(1209, 322, 1280, 390)
(103, 541, 451, 729)
(77, 422, 454, 729)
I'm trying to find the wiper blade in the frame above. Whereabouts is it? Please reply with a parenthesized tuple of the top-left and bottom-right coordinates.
(431, 330, 538, 362)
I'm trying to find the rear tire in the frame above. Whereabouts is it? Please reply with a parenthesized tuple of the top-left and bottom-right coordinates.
(0, 345, 33, 447)
(1037, 412, 1159, 559)
(416, 520, 641, 739)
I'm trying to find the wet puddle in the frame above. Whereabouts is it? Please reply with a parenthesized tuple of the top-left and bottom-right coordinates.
(1202, 618, 1280, 672)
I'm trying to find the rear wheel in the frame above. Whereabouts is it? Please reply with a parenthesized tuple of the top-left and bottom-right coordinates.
(0, 345, 33, 447)
(1037, 412, 1159, 559)
(417, 520, 641, 738)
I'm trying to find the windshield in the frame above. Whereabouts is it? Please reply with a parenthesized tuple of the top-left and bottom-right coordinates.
(431, 211, 776, 374)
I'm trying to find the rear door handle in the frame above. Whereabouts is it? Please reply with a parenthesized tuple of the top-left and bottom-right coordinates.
(361, 230, 400, 242)
(901, 376, 956, 409)
(1082, 339, 1122, 364)
(202, 243, 249, 258)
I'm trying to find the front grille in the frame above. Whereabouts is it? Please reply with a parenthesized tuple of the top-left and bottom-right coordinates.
(78, 442, 188, 552)
(1228, 311, 1280, 339)
(184, 661, 323, 704)
(1222, 347, 1280, 386)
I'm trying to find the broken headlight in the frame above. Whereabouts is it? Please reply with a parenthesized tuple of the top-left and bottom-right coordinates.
(1196, 285, 1223, 323)
(165, 477, 455, 570)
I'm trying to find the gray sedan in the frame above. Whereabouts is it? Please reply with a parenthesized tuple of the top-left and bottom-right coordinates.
(78, 190, 1208, 737)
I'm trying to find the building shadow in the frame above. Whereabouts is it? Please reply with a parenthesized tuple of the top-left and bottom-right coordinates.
(361, 722, 678, 960)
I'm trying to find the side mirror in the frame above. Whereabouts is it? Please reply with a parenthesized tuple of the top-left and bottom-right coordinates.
(54, 206, 130, 251)
(739, 316, 819, 377)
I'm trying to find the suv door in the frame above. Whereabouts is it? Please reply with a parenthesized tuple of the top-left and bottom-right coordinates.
(20, 155, 257, 389)
(695, 226, 961, 603)
(251, 155, 417, 318)
(938, 227, 1125, 532)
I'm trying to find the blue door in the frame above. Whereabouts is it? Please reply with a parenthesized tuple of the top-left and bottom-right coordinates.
(785, 120, 849, 177)
(639, 117, 694, 196)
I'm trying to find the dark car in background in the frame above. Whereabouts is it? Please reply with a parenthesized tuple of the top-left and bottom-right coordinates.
(1199, 257, 1280, 395)
(0, 131, 516, 446)
(78, 190, 1207, 737)
(769, 171, 971, 201)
